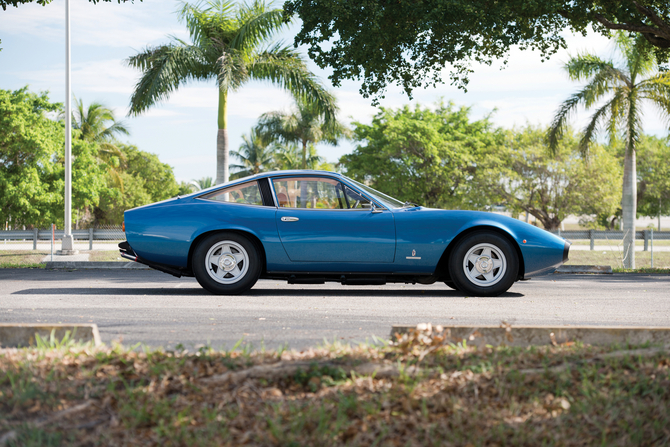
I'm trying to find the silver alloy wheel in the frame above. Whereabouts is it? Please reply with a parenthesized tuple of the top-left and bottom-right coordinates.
(462, 242, 507, 287)
(205, 240, 249, 285)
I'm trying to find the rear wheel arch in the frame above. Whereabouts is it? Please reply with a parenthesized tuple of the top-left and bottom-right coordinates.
(435, 226, 524, 281)
(187, 229, 267, 276)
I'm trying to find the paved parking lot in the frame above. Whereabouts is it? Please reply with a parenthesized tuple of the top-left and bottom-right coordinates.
(1, 269, 668, 350)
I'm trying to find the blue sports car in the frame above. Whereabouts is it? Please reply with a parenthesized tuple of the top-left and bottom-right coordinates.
(119, 170, 570, 296)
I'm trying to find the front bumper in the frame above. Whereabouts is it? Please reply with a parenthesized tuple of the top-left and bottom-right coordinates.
(563, 240, 571, 263)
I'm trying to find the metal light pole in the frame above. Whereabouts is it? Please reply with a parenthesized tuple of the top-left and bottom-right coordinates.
(61, 0, 76, 254)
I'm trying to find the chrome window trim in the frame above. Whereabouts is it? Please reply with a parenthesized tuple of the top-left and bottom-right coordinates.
(197, 180, 264, 207)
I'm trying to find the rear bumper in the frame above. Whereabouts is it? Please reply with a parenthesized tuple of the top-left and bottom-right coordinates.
(118, 241, 184, 278)
(563, 240, 571, 263)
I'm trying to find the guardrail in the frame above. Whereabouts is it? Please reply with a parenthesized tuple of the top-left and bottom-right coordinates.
(549, 229, 670, 251)
(1, 228, 125, 250)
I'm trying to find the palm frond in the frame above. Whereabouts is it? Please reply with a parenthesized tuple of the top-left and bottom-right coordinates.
(248, 44, 337, 123)
(216, 49, 247, 91)
(230, 6, 285, 52)
(177, 0, 236, 48)
(639, 74, 670, 128)
(578, 95, 618, 157)
(127, 43, 217, 116)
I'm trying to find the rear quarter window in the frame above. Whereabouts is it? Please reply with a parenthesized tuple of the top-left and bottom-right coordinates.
(200, 181, 263, 206)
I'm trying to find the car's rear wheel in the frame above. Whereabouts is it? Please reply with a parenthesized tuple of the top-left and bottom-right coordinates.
(193, 232, 261, 295)
(448, 232, 518, 297)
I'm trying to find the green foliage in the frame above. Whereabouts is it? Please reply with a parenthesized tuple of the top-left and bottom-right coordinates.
(637, 135, 670, 220)
(188, 177, 215, 191)
(475, 126, 622, 231)
(230, 129, 278, 179)
(95, 144, 179, 224)
(340, 101, 500, 208)
(0, 88, 107, 228)
(127, 0, 336, 183)
(284, 0, 670, 102)
(257, 98, 350, 169)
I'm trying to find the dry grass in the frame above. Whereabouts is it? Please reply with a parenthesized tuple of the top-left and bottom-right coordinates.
(0, 251, 47, 268)
(1, 329, 668, 446)
(566, 249, 670, 269)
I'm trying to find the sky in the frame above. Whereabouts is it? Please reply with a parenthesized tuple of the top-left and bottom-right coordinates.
(1, 0, 668, 184)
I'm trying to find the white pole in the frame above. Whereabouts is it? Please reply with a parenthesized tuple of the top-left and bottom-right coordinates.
(62, 0, 75, 254)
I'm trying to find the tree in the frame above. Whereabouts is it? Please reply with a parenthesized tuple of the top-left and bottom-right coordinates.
(340, 101, 500, 208)
(475, 126, 622, 231)
(548, 33, 670, 268)
(189, 177, 215, 191)
(67, 97, 130, 191)
(284, 0, 670, 102)
(636, 135, 670, 229)
(127, 0, 335, 185)
(230, 129, 277, 179)
(0, 87, 107, 228)
(94, 144, 180, 224)
(273, 142, 323, 170)
(257, 98, 349, 169)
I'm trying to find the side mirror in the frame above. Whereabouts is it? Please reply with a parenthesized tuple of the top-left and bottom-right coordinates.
(371, 203, 383, 214)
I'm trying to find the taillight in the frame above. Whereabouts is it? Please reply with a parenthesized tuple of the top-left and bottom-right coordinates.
(122, 221, 125, 232)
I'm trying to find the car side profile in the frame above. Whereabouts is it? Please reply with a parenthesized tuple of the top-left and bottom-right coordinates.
(119, 170, 570, 296)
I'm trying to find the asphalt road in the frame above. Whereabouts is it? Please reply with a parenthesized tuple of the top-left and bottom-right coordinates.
(1, 269, 668, 351)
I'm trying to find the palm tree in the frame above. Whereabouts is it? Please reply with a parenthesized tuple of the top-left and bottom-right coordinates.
(72, 97, 129, 143)
(257, 98, 350, 169)
(273, 142, 323, 170)
(548, 33, 670, 269)
(60, 97, 130, 193)
(189, 176, 215, 191)
(229, 129, 277, 178)
(126, 0, 336, 185)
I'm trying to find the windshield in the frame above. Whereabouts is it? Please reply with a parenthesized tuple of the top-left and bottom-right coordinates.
(344, 177, 406, 209)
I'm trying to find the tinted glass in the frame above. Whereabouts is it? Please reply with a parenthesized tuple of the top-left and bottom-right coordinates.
(272, 177, 346, 209)
(201, 181, 263, 206)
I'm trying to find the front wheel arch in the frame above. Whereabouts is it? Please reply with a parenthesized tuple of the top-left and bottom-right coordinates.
(187, 229, 267, 277)
(435, 226, 524, 282)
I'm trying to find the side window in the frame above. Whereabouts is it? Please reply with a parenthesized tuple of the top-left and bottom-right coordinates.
(343, 185, 372, 209)
(200, 181, 263, 206)
(272, 177, 346, 209)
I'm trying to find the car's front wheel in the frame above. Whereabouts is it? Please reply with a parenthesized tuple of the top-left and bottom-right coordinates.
(193, 232, 261, 295)
(448, 232, 518, 297)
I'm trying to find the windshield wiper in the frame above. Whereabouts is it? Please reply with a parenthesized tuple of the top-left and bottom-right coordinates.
(403, 200, 419, 208)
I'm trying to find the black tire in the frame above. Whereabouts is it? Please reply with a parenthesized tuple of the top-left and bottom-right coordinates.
(192, 232, 261, 295)
(448, 232, 518, 297)
(444, 281, 459, 291)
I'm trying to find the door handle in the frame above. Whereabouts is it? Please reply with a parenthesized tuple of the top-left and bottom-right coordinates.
(281, 216, 299, 222)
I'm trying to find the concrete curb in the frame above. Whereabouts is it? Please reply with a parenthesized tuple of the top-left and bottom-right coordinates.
(390, 325, 670, 347)
(0, 324, 101, 348)
(555, 265, 613, 274)
(45, 261, 149, 269)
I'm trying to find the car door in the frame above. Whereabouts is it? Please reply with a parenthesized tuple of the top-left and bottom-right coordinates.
(272, 176, 396, 263)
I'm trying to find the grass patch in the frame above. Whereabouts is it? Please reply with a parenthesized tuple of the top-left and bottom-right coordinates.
(566, 250, 670, 270)
(570, 239, 670, 247)
(0, 251, 47, 268)
(0, 250, 124, 268)
(1, 331, 668, 446)
(88, 250, 124, 262)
